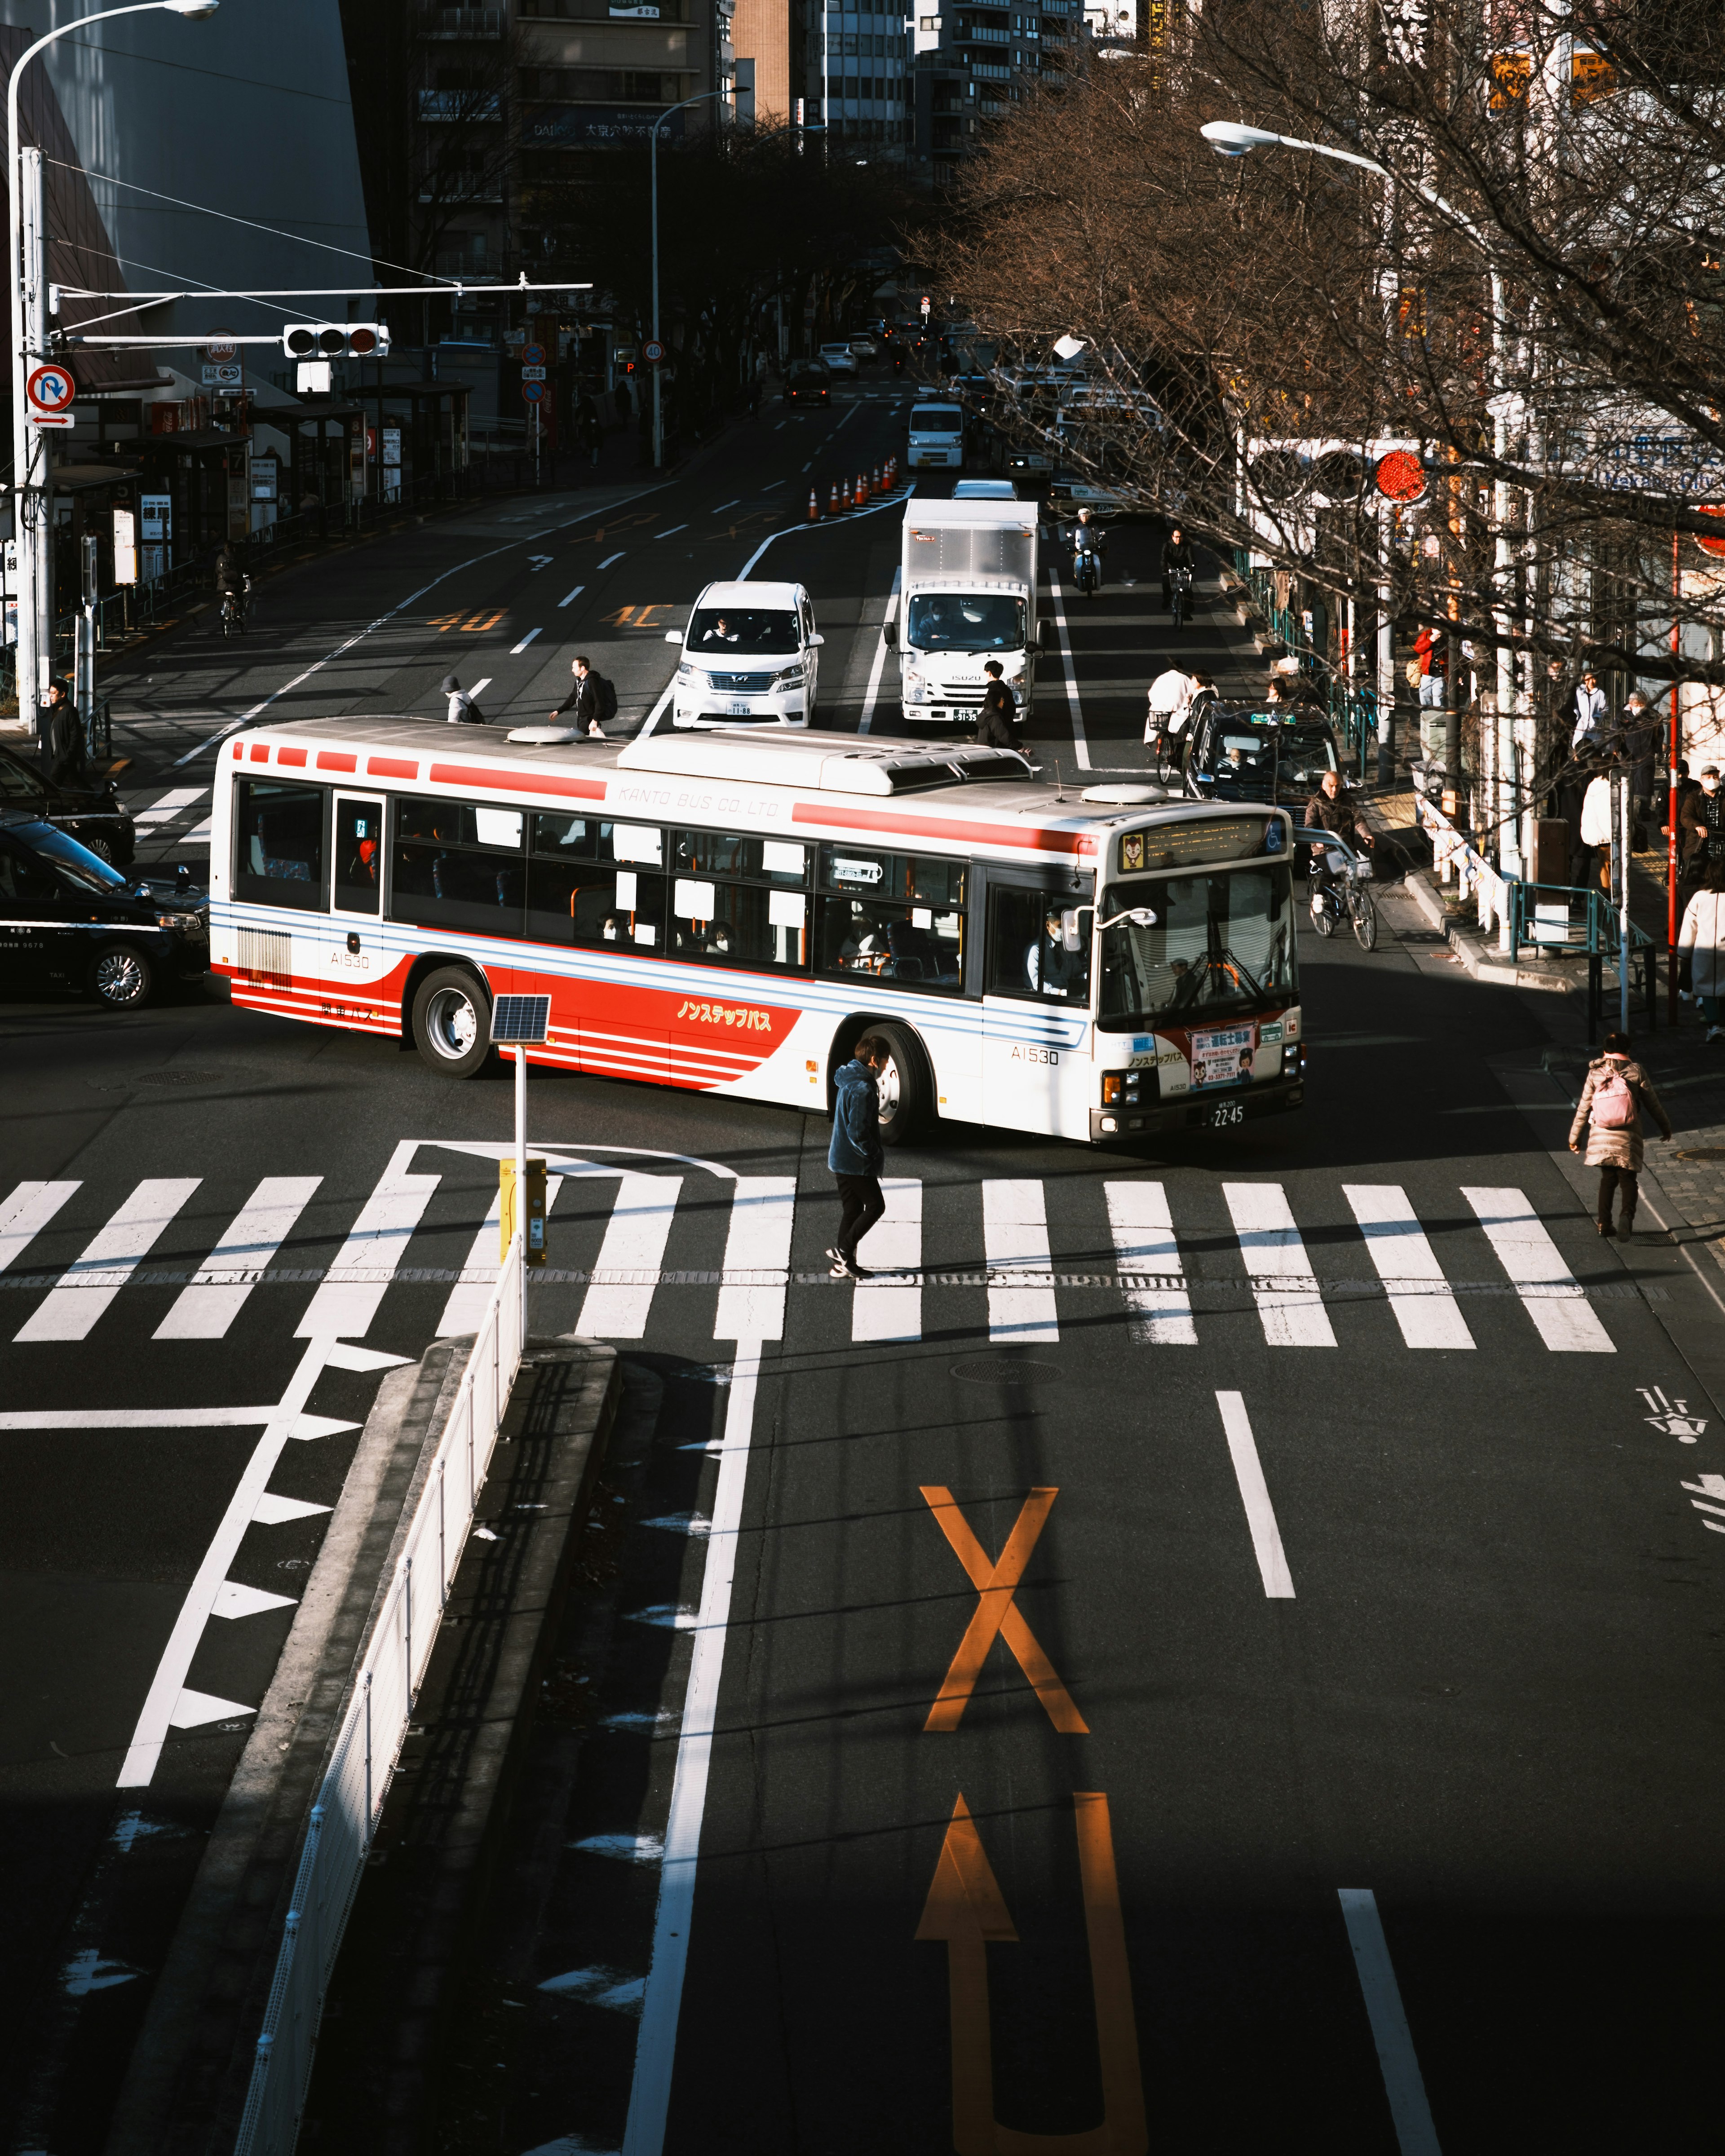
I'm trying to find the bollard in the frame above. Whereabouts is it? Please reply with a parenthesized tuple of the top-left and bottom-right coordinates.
(829, 480, 840, 515)
(808, 487, 820, 521)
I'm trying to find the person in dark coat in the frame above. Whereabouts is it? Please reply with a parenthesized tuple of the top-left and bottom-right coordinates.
(975, 660, 1017, 749)
(827, 1034, 889, 1278)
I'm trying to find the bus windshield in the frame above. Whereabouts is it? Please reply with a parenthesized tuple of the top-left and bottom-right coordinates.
(1097, 864, 1294, 1029)
(686, 608, 801, 655)
(904, 593, 1026, 651)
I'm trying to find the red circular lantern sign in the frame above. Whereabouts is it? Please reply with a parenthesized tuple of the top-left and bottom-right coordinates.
(1374, 449, 1426, 502)
(1694, 507, 1725, 559)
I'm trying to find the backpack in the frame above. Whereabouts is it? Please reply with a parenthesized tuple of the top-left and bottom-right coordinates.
(593, 672, 618, 726)
(1591, 1063, 1639, 1131)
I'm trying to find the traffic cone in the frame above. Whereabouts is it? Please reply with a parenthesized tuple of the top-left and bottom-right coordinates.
(873, 463, 883, 497)
(856, 470, 869, 505)
(808, 487, 820, 521)
(839, 477, 851, 511)
(885, 455, 897, 490)
(829, 480, 841, 515)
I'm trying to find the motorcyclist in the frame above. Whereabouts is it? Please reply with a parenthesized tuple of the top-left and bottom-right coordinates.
(1161, 527, 1195, 610)
(1071, 507, 1106, 592)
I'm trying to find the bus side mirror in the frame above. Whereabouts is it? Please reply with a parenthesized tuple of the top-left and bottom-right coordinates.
(883, 619, 898, 649)
(1061, 906, 1092, 951)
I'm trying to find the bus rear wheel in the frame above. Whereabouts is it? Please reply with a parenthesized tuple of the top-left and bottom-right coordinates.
(411, 965, 492, 1078)
(872, 1022, 932, 1147)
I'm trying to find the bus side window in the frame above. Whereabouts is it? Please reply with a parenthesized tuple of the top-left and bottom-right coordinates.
(234, 779, 327, 910)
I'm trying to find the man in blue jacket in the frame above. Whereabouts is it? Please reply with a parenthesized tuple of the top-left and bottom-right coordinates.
(827, 1034, 889, 1278)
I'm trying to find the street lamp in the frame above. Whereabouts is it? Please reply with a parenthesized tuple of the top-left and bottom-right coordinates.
(8, 0, 218, 742)
(1201, 115, 1513, 818)
(650, 89, 727, 471)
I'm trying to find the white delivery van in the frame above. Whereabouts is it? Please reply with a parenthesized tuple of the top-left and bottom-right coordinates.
(666, 580, 824, 728)
(885, 499, 1054, 727)
(907, 398, 966, 470)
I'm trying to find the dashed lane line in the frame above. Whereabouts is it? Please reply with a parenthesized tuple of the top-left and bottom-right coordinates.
(510, 627, 542, 654)
(558, 585, 585, 608)
(599, 551, 626, 570)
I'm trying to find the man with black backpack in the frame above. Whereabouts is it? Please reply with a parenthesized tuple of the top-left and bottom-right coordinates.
(552, 654, 618, 738)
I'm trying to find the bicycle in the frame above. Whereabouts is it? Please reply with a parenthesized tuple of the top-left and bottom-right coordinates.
(220, 575, 252, 637)
(1170, 564, 1194, 630)
(1299, 829, 1379, 950)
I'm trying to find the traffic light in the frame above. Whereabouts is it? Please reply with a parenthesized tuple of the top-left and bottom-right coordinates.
(281, 323, 391, 359)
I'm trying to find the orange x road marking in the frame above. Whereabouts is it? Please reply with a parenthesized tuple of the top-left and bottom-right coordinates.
(920, 1487, 1088, 1734)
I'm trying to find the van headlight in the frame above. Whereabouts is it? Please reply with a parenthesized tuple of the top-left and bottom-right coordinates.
(771, 664, 805, 690)
(677, 663, 695, 683)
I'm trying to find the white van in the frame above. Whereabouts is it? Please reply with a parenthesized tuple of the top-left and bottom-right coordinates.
(666, 580, 824, 729)
(907, 399, 966, 470)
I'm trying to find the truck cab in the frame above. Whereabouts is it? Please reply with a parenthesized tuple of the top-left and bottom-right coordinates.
(886, 499, 1055, 728)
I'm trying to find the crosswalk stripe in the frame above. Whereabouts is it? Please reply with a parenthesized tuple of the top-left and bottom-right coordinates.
(1104, 1181, 1195, 1345)
(1461, 1187, 1616, 1353)
(713, 1177, 796, 1342)
(1222, 1182, 1336, 1348)
(14, 1180, 202, 1343)
(1343, 1184, 1475, 1350)
(294, 1163, 439, 1339)
(852, 1178, 922, 1342)
(982, 1180, 1058, 1343)
(132, 787, 205, 828)
(578, 1174, 684, 1339)
(0, 1180, 80, 1274)
(153, 1178, 323, 1340)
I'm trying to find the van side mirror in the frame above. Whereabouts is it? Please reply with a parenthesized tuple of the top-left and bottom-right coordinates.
(808, 633, 825, 648)
(664, 629, 682, 644)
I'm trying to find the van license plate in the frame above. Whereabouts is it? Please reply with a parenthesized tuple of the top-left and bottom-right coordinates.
(1208, 1100, 1244, 1129)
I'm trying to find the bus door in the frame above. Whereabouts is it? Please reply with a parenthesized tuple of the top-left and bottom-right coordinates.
(322, 793, 388, 1016)
(980, 868, 1092, 1135)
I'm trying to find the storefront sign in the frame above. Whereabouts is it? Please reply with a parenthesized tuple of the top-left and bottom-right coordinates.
(140, 493, 171, 543)
(522, 103, 685, 147)
(113, 506, 137, 585)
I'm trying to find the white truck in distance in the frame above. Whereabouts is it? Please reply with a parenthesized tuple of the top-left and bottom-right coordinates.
(886, 497, 1052, 728)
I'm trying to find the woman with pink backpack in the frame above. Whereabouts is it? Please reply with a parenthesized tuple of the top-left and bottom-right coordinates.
(1568, 1031, 1673, 1239)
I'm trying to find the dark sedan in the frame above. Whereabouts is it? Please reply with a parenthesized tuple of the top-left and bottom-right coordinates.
(0, 815, 207, 1007)
(1183, 701, 1343, 804)
(785, 366, 831, 406)
(0, 739, 135, 864)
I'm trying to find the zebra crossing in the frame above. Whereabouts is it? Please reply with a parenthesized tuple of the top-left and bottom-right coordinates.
(124, 785, 212, 854)
(0, 1161, 1628, 1356)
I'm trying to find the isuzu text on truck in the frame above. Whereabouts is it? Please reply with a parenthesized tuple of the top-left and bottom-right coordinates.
(884, 498, 1055, 729)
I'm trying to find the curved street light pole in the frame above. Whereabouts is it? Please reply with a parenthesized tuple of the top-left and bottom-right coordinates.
(651, 89, 727, 471)
(8, 0, 216, 740)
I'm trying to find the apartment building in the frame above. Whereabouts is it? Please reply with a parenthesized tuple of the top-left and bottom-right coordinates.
(908, 0, 1079, 172)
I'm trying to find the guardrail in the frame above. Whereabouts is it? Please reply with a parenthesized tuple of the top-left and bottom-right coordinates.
(233, 1231, 526, 2156)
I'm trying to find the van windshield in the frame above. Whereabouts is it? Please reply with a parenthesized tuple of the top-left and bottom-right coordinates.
(687, 608, 801, 655)
(910, 407, 962, 430)
(904, 593, 1026, 651)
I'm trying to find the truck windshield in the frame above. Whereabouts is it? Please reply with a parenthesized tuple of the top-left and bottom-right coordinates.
(904, 593, 1026, 651)
(1096, 865, 1294, 1029)
(687, 608, 801, 655)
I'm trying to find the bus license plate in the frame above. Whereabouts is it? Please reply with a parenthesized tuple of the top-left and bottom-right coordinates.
(1208, 1100, 1244, 1129)
(728, 701, 753, 716)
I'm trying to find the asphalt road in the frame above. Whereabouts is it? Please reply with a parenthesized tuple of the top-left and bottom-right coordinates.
(4, 384, 1723, 2155)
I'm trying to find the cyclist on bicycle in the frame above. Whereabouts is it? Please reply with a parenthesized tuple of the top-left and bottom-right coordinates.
(215, 543, 248, 628)
(1161, 527, 1195, 611)
(1303, 768, 1373, 897)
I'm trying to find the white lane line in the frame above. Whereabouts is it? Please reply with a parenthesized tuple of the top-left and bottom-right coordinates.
(801, 460, 813, 474)
(153, 1177, 323, 1340)
(713, 1176, 796, 1342)
(1337, 1890, 1443, 2155)
(132, 787, 204, 827)
(656, 524, 689, 540)
(0, 1181, 80, 1273)
(1105, 1181, 1195, 1344)
(14, 1179, 202, 1343)
(469, 675, 492, 699)
(295, 1148, 439, 1338)
(170, 484, 668, 765)
(0, 1405, 279, 1430)
(857, 569, 902, 735)
(1461, 1186, 1614, 1352)
(510, 627, 543, 654)
(1216, 1391, 1295, 1599)
(117, 1336, 340, 1787)
(1044, 565, 1091, 772)
(852, 1177, 921, 1342)
(773, 419, 786, 429)
(834, 404, 859, 431)
(982, 1180, 1058, 1342)
(599, 551, 626, 570)
(637, 672, 677, 741)
(713, 499, 740, 512)
(557, 584, 585, 608)
(622, 1345, 767, 2156)
(578, 1174, 685, 1338)
(1223, 1182, 1336, 1347)
(1342, 1185, 1474, 1350)
(737, 482, 916, 581)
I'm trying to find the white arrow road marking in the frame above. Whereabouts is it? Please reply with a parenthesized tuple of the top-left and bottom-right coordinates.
(323, 1341, 412, 1372)
(252, 1491, 332, 1525)
(168, 1688, 257, 1730)
(210, 1580, 296, 1620)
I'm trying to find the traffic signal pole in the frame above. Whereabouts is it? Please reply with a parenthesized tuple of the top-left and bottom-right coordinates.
(10, 145, 45, 737)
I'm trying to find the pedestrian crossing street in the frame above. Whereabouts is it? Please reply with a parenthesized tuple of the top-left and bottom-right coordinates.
(0, 1162, 1628, 1356)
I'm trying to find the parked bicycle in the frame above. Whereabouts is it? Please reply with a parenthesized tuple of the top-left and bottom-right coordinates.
(1296, 827, 1378, 950)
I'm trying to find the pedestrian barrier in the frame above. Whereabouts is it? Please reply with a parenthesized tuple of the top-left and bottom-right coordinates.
(233, 1231, 528, 2156)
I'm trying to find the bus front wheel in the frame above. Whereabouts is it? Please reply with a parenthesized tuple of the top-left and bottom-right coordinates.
(411, 965, 492, 1078)
(872, 1022, 932, 1147)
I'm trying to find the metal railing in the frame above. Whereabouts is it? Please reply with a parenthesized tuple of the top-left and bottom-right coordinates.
(233, 1231, 527, 2156)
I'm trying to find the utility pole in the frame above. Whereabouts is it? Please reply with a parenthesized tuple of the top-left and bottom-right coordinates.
(11, 145, 47, 737)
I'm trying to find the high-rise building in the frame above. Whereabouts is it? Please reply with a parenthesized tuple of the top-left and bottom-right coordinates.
(907, 0, 1080, 174)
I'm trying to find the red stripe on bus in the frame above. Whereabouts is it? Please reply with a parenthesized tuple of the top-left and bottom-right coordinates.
(428, 762, 606, 801)
(316, 751, 358, 773)
(790, 802, 1095, 854)
(277, 747, 307, 767)
(367, 755, 418, 779)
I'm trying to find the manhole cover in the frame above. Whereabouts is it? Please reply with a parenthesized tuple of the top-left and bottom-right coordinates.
(950, 1354, 1061, 1387)
(1677, 1148, 1725, 1162)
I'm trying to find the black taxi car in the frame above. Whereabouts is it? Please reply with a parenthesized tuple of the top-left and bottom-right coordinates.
(0, 739, 136, 864)
(0, 814, 208, 1007)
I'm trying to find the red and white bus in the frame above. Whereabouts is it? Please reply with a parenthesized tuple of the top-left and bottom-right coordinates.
(208, 720, 1305, 1145)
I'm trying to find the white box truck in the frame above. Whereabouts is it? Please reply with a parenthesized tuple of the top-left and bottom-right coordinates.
(885, 498, 1054, 728)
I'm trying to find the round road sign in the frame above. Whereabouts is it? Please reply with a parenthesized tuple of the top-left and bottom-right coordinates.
(204, 329, 238, 363)
(522, 341, 546, 365)
(26, 362, 75, 413)
(643, 339, 666, 365)
(522, 380, 545, 402)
